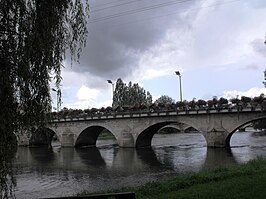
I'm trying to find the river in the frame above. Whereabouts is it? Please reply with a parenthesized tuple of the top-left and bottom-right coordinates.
(12, 130, 266, 198)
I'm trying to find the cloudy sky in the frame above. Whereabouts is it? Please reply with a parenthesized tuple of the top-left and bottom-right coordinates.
(52, 0, 266, 110)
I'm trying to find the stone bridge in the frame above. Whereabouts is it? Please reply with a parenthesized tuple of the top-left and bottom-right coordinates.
(17, 107, 266, 148)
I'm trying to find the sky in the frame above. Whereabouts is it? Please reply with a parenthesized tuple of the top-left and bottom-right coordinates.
(51, 0, 266, 110)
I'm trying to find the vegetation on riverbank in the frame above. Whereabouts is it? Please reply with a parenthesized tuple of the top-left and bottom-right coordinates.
(98, 129, 116, 140)
(80, 157, 266, 199)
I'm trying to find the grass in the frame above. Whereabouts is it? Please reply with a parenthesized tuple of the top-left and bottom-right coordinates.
(153, 173, 266, 199)
(98, 130, 115, 140)
(79, 157, 266, 199)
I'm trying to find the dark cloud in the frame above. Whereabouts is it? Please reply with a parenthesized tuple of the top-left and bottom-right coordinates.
(244, 63, 259, 71)
(251, 39, 266, 57)
(70, 0, 196, 80)
(245, 0, 266, 8)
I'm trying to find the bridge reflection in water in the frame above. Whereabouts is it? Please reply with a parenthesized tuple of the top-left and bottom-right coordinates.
(13, 131, 266, 198)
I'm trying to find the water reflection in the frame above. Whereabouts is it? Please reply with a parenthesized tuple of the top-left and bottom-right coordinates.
(202, 148, 237, 170)
(76, 148, 106, 168)
(137, 148, 163, 167)
(0, 145, 17, 198)
(153, 145, 207, 173)
(29, 147, 55, 164)
(231, 131, 266, 163)
(14, 143, 230, 176)
(77, 147, 163, 173)
(12, 132, 266, 198)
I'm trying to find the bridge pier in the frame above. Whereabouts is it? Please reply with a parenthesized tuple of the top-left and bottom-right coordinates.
(60, 133, 75, 147)
(204, 129, 229, 148)
(117, 132, 135, 148)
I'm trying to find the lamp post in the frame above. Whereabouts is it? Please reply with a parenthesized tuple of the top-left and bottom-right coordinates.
(175, 71, 183, 102)
(107, 80, 115, 102)
(263, 69, 266, 88)
(52, 88, 61, 112)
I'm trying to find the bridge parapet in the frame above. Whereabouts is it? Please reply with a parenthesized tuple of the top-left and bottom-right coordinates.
(51, 107, 264, 123)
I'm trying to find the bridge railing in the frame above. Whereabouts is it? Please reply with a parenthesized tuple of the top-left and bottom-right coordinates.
(50, 106, 266, 122)
(49, 95, 266, 121)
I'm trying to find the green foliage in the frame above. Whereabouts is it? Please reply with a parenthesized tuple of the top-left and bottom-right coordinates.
(0, 0, 89, 136)
(98, 129, 115, 140)
(253, 119, 266, 131)
(112, 78, 153, 107)
(158, 127, 178, 134)
(146, 91, 153, 106)
(154, 95, 175, 104)
(0, 1, 89, 197)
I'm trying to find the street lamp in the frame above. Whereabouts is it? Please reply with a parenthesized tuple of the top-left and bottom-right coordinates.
(107, 80, 115, 101)
(52, 88, 61, 112)
(263, 69, 266, 88)
(175, 71, 183, 102)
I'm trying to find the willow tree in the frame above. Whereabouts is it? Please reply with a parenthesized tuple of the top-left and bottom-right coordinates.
(0, 1, 89, 197)
(0, 0, 89, 139)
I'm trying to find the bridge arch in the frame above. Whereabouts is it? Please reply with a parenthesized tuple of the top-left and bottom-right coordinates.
(135, 121, 200, 148)
(159, 124, 198, 133)
(225, 116, 266, 147)
(29, 127, 57, 146)
(9, 132, 18, 146)
(136, 121, 175, 148)
(75, 125, 117, 148)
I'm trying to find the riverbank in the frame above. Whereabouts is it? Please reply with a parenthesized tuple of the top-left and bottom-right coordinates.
(79, 157, 266, 199)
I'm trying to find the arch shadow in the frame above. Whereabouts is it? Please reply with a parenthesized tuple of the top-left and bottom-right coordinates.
(29, 147, 55, 165)
(202, 147, 237, 170)
(29, 127, 56, 147)
(136, 147, 163, 167)
(75, 126, 117, 148)
(8, 132, 18, 147)
(76, 147, 106, 168)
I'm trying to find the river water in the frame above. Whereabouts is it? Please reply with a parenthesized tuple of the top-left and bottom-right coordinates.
(12, 130, 266, 198)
